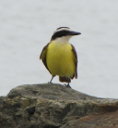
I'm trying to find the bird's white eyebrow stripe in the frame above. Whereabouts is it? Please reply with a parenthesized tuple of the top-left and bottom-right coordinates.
(57, 27, 70, 30)
(55, 28, 70, 32)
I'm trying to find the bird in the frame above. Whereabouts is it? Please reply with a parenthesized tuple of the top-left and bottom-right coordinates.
(40, 27, 81, 87)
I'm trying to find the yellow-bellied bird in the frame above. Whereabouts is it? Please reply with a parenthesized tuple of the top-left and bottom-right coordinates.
(40, 27, 81, 87)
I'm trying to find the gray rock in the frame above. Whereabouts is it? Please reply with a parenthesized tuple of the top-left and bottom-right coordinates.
(0, 83, 118, 128)
(8, 83, 97, 100)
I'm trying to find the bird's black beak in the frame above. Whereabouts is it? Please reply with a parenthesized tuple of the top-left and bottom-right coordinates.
(69, 31, 81, 36)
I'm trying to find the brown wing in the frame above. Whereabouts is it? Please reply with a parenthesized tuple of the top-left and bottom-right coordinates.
(71, 44, 78, 78)
(40, 43, 51, 73)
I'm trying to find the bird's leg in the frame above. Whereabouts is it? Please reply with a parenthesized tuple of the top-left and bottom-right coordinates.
(49, 76, 55, 84)
(65, 82, 71, 88)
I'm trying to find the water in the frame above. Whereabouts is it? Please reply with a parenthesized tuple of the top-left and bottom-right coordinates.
(0, 0, 118, 98)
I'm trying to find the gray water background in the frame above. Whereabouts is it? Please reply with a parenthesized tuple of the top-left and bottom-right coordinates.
(0, 0, 118, 98)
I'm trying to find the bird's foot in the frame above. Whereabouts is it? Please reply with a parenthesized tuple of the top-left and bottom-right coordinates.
(65, 84, 71, 88)
(48, 81, 53, 85)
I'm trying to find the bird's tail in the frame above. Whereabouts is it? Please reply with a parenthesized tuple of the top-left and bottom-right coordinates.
(59, 76, 71, 83)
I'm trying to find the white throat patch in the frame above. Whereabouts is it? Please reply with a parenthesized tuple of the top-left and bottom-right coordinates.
(54, 36, 72, 43)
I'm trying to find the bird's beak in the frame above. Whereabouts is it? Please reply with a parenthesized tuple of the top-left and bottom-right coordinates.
(69, 31, 81, 36)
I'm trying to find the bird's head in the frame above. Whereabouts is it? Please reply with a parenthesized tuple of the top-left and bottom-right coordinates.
(51, 27, 81, 42)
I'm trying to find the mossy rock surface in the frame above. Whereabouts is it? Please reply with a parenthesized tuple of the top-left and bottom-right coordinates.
(0, 83, 118, 128)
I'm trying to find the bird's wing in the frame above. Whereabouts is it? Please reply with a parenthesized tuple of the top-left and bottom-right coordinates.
(40, 43, 51, 73)
(71, 44, 78, 78)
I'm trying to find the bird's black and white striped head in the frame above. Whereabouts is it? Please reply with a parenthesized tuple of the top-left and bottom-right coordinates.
(51, 27, 81, 41)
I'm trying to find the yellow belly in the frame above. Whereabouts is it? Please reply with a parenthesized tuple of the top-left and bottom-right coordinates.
(46, 41, 75, 77)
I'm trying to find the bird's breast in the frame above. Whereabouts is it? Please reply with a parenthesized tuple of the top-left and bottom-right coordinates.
(46, 41, 75, 76)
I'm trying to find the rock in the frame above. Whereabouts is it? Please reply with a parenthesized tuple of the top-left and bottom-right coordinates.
(7, 83, 96, 100)
(0, 83, 118, 128)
